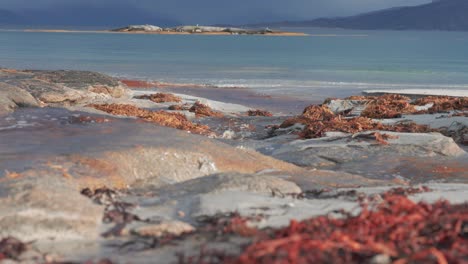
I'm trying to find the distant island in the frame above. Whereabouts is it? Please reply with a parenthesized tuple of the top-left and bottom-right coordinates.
(253, 0, 468, 31)
(112, 24, 307, 36)
(24, 24, 307, 36)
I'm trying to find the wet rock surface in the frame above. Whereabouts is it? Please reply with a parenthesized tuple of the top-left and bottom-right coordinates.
(1, 69, 467, 263)
(0, 175, 104, 241)
(0, 69, 129, 107)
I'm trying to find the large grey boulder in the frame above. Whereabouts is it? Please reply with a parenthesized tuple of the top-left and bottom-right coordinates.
(141, 173, 302, 197)
(237, 132, 467, 183)
(0, 82, 39, 115)
(0, 174, 103, 241)
(0, 108, 304, 190)
(0, 69, 130, 108)
(123, 173, 305, 227)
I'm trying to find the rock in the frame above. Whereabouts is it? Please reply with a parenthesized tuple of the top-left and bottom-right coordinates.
(191, 191, 357, 228)
(0, 175, 103, 241)
(0, 70, 130, 107)
(124, 173, 304, 225)
(132, 221, 195, 237)
(150, 173, 302, 197)
(380, 113, 468, 145)
(326, 99, 367, 116)
(173, 25, 227, 33)
(237, 132, 467, 183)
(0, 108, 303, 190)
(0, 83, 39, 115)
(370, 254, 391, 264)
(113, 25, 162, 32)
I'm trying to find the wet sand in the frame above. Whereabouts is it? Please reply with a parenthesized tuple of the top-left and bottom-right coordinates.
(122, 80, 320, 114)
(162, 86, 318, 114)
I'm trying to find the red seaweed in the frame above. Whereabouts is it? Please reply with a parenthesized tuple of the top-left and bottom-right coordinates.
(180, 188, 467, 264)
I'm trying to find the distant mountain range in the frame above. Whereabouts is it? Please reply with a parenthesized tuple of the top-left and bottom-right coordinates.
(0, 6, 179, 28)
(254, 0, 468, 31)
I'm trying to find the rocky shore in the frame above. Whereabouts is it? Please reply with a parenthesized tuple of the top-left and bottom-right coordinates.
(0, 68, 467, 263)
(24, 25, 307, 37)
(110, 25, 307, 36)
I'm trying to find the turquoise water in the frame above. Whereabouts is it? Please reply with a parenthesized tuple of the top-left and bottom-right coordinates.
(1, 28, 468, 100)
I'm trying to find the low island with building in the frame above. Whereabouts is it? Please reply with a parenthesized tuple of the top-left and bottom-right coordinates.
(24, 24, 308, 36)
(111, 24, 308, 36)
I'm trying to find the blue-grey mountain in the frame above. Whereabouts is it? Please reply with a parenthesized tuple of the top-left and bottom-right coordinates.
(259, 0, 468, 31)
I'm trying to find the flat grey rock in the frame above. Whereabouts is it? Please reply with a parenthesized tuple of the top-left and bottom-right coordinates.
(0, 69, 130, 108)
(0, 175, 103, 241)
(0, 82, 39, 115)
(236, 132, 467, 183)
(0, 108, 302, 190)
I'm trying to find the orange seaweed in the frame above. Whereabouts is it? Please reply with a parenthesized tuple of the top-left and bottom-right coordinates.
(247, 110, 273, 117)
(180, 189, 467, 264)
(134, 93, 182, 103)
(88, 104, 211, 135)
(361, 94, 416, 119)
(189, 101, 224, 118)
(414, 96, 468, 114)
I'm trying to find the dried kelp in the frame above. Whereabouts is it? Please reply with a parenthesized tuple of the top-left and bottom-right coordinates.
(88, 104, 211, 135)
(189, 102, 224, 118)
(247, 110, 273, 117)
(414, 96, 468, 114)
(81, 188, 142, 238)
(0, 237, 28, 261)
(169, 104, 192, 111)
(279, 103, 433, 140)
(361, 94, 416, 119)
(134, 93, 182, 103)
(179, 188, 467, 264)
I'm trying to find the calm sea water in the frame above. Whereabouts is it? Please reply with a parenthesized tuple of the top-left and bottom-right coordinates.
(1, 28, 468, 100)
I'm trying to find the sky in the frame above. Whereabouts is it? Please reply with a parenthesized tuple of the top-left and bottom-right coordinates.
(1, 0, 432, 25)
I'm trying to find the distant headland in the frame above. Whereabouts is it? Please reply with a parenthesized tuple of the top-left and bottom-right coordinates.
(24, 24, 308, 36)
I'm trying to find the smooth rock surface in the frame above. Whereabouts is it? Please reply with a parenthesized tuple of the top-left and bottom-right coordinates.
(0, 108, 303, 190)
(0, 69, 130, 107)
(132, 221, 195, 237)
(0, 82, 39, 115)
(0, 175, 103, 241)
(234, 132, 468, 183)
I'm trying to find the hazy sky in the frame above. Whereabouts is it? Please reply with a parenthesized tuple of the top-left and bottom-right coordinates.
(1, 0, 431, 24)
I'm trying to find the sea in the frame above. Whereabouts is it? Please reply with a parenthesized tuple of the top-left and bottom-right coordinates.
(1, 27, 468, 102)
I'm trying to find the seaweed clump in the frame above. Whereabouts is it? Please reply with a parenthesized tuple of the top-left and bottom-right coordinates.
(360, 94, 417, 119)
(88, 104, 211, 135)
(120, 79, 155, 88)
(0, 237, 28, 261)
(169, 104, 192, 111)
(247, 109, 273, 117)
(279, 104, 432, 140)
(135, 93, 182, 103)
(189, 101, 224, 118)
(180, 190, 468, 264)
(414, 96, 468, 113)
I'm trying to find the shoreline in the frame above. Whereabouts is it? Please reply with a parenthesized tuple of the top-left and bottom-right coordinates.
(120, 79, 319, 115)
(0, 68, 467, 263)
(21, 29, 309, 36)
